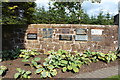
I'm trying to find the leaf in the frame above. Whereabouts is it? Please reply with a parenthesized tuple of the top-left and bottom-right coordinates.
(26, 71, 31, 75)
(47, 72, 51, 78)
(61, 60, 68, 64)
(62, 67, 67, 72)
(36, 68, 44, 74)
(41, 71, 48, 78)
(22, 59, 29, 62)
(36, 65, 42, 69)
(14, 73, 20, 78)
(22, 74, 27, 78)
(67, 65, 72, 70)
(16, 68, 21, 72)
(34, 57, 41, 61)
(47, 65, 54, 70)
(0, 70, 3, 75)
(51, 69, 57, 76)
(43, 62, 48, 66)
(73, 67, 79, 73)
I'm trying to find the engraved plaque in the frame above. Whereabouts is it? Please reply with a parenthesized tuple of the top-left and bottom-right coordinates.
(27, 33, 37, 40)
(76, 29, 87, 34)
(75, 35, 88, 41)
(91, 29, 103, 35)
(59, 35, 72, 41)
(43, 28, 53, 38)
(91, 36, 103, 41)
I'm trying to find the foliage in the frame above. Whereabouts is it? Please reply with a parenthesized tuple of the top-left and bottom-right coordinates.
(2, 2, 36, 24)
(22, 57, 41, 68)
(2, 48, 21, 61)
(14, 68, 31, 79)
(0, 66, 8, 76)
(19, 49, 40, 59)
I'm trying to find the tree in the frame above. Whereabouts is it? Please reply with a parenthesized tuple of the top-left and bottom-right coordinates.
(2, 2, 36, 24)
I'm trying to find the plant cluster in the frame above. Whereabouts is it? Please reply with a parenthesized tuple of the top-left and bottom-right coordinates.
(19, 49, 40, 59)
(2, 48, 21, 61)
(0, 65, 8, 76)
(14, 68, 31, 79)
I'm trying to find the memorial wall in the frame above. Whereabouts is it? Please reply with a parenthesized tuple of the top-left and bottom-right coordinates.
(2, 24, 118, 53)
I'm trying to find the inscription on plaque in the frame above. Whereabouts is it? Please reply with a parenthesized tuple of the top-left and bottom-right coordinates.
(91, 29, 103, 35)
(76, 29, 87, 34)
(91, 36, 103, 41)
(75, 35, 88, 41)
(59, 35, 72, 41)
(27, 33, 37, 40)
(43, 28, 53, 38)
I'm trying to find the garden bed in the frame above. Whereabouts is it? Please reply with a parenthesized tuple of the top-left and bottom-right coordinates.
(1, 54, 119, 78)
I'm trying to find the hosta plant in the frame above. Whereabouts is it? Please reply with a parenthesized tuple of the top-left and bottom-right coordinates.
(35, 63, 57, 78)
(22, 57, 41, 68)
(14, 68, 31, 79)
(19, 49, 40, 59)
(0, 66, 8, 76)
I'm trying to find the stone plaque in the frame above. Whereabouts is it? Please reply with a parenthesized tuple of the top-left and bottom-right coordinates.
(91, 36, 103, 41)
(76, 29, 87, 34)
(27, 33, 37, 40)
(91, 29, 103, 35)
(61, 29, 70, 34)
(59, 35, 72, 41)
(75, 35, 88, 41)
(43, 28, 53, 38)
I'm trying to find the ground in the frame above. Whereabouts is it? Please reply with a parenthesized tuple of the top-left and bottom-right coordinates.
(1, 54, 119, 78)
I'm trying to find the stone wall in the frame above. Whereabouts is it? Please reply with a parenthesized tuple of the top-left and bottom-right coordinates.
(2, 24, 118, 53)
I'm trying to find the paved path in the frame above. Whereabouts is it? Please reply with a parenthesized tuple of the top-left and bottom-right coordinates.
(71, 65, 119, 79)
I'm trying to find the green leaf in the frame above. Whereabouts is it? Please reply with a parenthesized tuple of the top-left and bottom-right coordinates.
(36, 68, 44, 74)
(0, 70, 3, 75)
(41, 71, 48, 78)
(47, 65, 54, 70)
(61, 60, 68, 64)
(16, 68, 21, 72)
(43, 62, 48, 66)
(23, 74, 27, 78)
(51, 69, 57, 76)
(67, 65, 72, 70)
(26, 71, 31, 75)
(21, 70, 25, 74)
(34, 57, 41, 61)
(14, 73, 20, 78)
(47, 72, 51, 77)
(22, 59, 29, 62)
(36, 65, 42, 69)
(73, 67, 79, 73)
(62, 67, 67, 72)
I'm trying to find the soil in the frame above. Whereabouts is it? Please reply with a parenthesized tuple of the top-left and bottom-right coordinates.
(1, 54, 119, 79)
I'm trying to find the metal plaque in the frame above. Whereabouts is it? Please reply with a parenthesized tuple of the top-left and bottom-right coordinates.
(91, 36, 103, 41)
(76, 29, 87, 34)
(91, 29, 103, 35)
(75, 35, 88, 41)
(27, 33, 37, 40)
(43, 28, 53, 38)
(59, 35, 72, 41)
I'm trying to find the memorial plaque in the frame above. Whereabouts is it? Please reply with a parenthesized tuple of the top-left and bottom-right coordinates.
(91, 36, 103, 41)
(76, 29, 87, 34)
(61, 29, 70, 34)
(27, 33, 37, 40)
(43, 28, 53, 38)
(59, 35, 72, 41)
(75, 35, 88, 41)
(91, 29, 103, 35)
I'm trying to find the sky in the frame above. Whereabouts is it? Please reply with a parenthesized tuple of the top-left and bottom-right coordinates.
(35, 0, 119, 17)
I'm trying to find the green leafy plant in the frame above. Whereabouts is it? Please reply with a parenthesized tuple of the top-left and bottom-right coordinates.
(35, 63, 57, 78)
(14, 68, 31, 79)
(19, 49, 40, 59)
(2, 48, 21, 61)
(22, 57, 41, 68)
(0, 66, 8, 76)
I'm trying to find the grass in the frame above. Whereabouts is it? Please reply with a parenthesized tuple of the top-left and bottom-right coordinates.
(101, 75, 120, 80)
